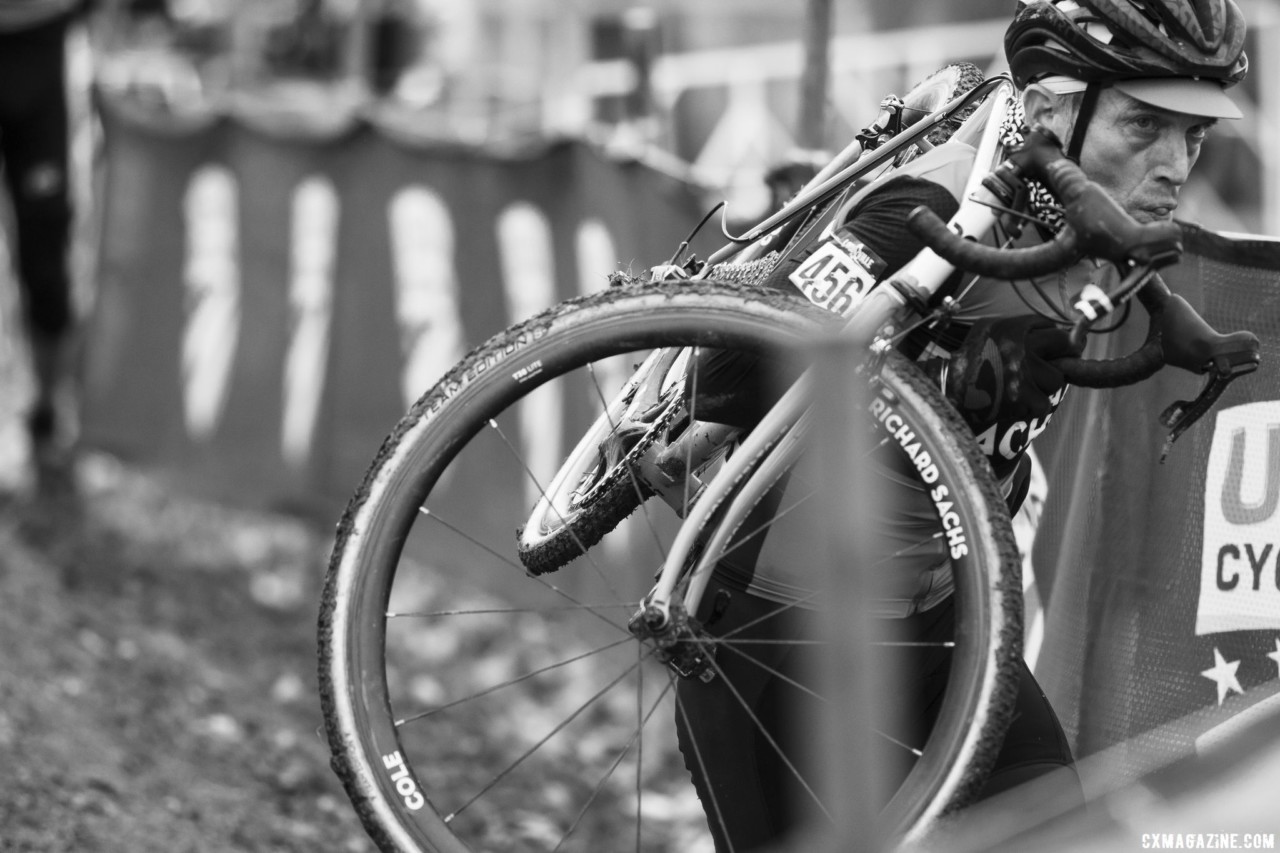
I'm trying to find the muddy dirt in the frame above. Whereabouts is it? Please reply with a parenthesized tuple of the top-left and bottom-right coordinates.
(0, 455, 377, 853)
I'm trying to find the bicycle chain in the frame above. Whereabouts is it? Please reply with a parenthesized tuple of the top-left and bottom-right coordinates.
(566, 258, 779, 514)
(572, 389, 689, 511)
(573, 258, 780, 512)
(706, 253, 780, 288)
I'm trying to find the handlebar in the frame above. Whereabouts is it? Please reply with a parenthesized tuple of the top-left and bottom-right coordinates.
(904, 127, 1261, 455)
(909, 128, 1186, 276)
(907, 207, 1080, 279)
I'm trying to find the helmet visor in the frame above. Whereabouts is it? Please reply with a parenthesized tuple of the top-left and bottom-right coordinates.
(1112, 77, 1242, 120)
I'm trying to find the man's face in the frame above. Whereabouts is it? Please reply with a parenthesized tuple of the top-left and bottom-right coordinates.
(1075, 88, 1218, 223)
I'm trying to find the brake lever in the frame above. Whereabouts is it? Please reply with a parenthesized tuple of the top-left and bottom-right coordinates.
(1134, 277, 1262, 460)
(855, 94, 907, 150)
(1063, 269, 1262, 457)
(1158, 348, 1261, 462)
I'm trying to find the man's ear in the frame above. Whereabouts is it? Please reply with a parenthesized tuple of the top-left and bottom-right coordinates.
(1021, 84, 1070, 138)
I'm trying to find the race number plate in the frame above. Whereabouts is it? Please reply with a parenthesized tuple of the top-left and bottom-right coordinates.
(788, 235, 885, 317)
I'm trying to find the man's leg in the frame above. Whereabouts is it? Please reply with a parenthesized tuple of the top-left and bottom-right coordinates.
(675, 581, 817, 853)
(0, 20, 78, 477)
(978, 656, 1082, 805)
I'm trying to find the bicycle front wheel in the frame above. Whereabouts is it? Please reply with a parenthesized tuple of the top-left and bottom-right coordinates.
(318, 279, 1022, 852)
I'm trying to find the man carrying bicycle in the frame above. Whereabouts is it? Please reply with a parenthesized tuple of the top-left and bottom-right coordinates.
(674, 2, 1251, 849)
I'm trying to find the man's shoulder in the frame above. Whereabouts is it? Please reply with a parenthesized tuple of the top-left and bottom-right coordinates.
(875, 142, 978, 198)
(837, 141, 978, 220)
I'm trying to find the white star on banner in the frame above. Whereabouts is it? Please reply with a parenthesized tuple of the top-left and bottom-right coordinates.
(1268, 639, 1280, 680)
(1201, 647, 1244, 706)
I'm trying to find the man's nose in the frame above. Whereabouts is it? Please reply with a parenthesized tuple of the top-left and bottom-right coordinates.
(1152, 131, 1194, 186)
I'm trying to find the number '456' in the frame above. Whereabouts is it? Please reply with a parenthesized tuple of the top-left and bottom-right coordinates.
(790, 243, 871, 316)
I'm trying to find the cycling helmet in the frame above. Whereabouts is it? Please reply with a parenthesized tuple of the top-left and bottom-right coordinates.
(1006, 0, 1248, 157)
(1005, 0, 1249, 88)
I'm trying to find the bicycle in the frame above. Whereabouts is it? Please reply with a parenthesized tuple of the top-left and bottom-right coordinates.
(318, 68, 1260, 853)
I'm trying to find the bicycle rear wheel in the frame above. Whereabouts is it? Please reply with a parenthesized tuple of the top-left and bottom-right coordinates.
(318, 280, 1022, 852)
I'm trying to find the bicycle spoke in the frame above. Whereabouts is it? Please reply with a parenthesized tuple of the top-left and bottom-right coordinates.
(552, 677, 677, 853)
(387, 603, 635, 618)
(486, 417, 628, 602)
(393, 635, 637, 726)
(698, 649, 833, 825)
(634, 641, 644, 853)
(868, 530, 951, 566)
(693, 457, 962, 652)
(713, 589, 822, 641)
(711, 632, 926, 762)
(442, 651, 657, 824)
(700, 592, 933, 759)
(700, 637, 953, 648)
(700, 637, 825, 645)
(704, 480, 948, 574)
(874, 640, 956, 648)
(692, 488, 814, 576)
(713, 638, 826, 704)
(416, 505, 527, 575)
(417, 506, 633, 637)
(673, 694, 736, 852)
(877, 732, 925, 758)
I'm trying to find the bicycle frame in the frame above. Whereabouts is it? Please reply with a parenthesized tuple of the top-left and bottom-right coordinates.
(707, 74, 1009, 268)
(637, 77, 1021, 632)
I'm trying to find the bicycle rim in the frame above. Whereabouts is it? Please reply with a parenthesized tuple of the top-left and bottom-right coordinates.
(318, 280, 1022, 852)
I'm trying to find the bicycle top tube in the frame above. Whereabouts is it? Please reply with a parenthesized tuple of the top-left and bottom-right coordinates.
(704, 75, 1012, 268)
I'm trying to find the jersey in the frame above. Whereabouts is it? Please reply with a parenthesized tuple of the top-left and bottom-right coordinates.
(707, 138, 1116, 617)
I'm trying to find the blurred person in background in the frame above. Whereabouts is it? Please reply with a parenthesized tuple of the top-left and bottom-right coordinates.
(0, 0, 97, 493)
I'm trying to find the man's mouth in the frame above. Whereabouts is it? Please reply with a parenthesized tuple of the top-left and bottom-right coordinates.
(1138, 202, 1177, 222)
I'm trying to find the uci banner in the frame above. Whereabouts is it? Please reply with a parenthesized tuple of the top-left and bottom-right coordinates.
(1031, 225, 1280, 792)
(1197, 400, 1280, 637)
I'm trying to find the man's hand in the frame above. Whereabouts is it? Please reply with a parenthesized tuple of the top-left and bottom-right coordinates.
(944, 315, 1081, 478)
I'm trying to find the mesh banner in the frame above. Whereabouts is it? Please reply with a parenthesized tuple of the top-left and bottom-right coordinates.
(81, 94, 707, 518)
(1031, 225, 1280, 793)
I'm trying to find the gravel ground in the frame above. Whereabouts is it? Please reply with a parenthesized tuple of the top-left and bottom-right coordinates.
(0, 454, 378, 853)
